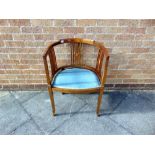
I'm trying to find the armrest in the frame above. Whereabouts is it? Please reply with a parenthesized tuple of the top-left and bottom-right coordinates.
(43, 44, 51, 58)
(100, 56, 110, 86)
(96, 45, 110, 87)
(43, 55, 51, 86)
(43, 45, 58, 86)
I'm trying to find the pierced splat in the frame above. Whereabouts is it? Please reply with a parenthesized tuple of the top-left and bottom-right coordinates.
(96, 49, 104, 76)
(70, 43, 83, 65)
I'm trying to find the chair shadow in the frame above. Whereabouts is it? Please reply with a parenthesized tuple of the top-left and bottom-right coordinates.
(55, 91, 155, 117)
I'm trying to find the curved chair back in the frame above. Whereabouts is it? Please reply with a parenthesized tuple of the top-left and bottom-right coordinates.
(43, 38, 109, 83)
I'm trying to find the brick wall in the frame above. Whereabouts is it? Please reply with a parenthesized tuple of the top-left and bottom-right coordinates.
(0, 19, 155, 90)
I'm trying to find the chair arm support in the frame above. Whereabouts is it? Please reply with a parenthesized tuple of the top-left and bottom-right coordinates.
(43, 55, 51, 86)
(100, 56, 110, 86)
(43, 44, 51, 58)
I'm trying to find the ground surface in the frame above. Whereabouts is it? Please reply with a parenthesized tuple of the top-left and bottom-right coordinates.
(0, 90, 155, 135)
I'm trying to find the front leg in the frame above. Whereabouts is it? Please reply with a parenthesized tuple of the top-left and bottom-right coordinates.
(96, 88, 104, 116)
(48, 86, 56, 116)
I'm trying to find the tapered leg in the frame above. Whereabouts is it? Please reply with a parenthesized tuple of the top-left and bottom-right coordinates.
(48, 87, 56, 116)
(96, 88, 104, 116)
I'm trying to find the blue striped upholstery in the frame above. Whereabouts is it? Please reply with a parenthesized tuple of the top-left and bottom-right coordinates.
(52, 68, 100, 89)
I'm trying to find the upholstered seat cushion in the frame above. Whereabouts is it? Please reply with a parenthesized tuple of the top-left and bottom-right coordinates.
(52, 68, 100, 89)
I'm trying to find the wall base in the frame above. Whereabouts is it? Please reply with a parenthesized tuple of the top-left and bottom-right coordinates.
(1, 84, 155, 91)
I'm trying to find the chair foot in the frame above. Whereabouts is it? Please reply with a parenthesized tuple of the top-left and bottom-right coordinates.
(51, 112, 56, 117)
(97, 113, 100, 117)
(96, 109, 100, 116)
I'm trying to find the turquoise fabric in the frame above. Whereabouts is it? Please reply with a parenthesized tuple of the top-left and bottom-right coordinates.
(52, 68, 100, 89)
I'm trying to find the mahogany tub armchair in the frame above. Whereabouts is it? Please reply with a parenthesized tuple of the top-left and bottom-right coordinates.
(43, 38, 110, 116)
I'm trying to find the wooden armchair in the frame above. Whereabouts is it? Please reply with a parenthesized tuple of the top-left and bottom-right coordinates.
(43, 38, 110, 116)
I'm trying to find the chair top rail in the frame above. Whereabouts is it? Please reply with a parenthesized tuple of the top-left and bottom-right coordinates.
(43, 38, 109, 58)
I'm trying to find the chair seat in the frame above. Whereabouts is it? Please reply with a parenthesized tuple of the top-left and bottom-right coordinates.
(52, 68, 100, 89)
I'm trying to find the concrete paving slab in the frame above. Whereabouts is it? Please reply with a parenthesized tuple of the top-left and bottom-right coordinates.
(10, 91, 41, 103)
(51, 104, 130, 135)
(1, 90, 155, 135)
(11, 120, 42, 135)
(0, 101, 30, 134)
(0, 91, 16, 107)
(109, 93, 155, 134)
(75, 91, 128, 115)
(21, 91, 87, 134)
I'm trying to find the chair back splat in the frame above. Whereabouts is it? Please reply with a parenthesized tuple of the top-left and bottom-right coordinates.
(43, 38, 110, 116)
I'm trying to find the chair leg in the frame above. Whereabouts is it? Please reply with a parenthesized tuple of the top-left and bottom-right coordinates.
(48, 87, 56, 116)
(96, 88, 104, 116)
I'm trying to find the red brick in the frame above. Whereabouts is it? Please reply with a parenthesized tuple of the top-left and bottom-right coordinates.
(117, 75, 131, 78)
(76, 19, 96, 26)
(95, 34, 114, 40)
(86, 27, 126, 33)
(75, 34, 96, 40)
(20, 59, 40, 64)
(123, 79, 145, 84)
(142, 70, 155, 74)
(146, 27, 155, 34)
(144, 79, 155, 83)
(64, 27, 84, 33)
(0, 27, 20, 33)
(43, 27, 63, 33)
(24, 41, 45, 47)
(9, 53, 41, 59)
(1, 64, 12, 69)
(0, 34, 12, 40)
(139, 19, 155, 27)
(0, 70, 5, 74)
(0, 19, 9, 26)
(54, 19, 75, 26)
(126, 28, 146, 34)
(0, 80, 9, 84)
(119, 19, 139, 27)
(34, 34, 54, 40)
(115, 35, 134, 40)
(103, 41, 142, 48)
(30, 65, 44, 69)
(131, 48, 149, 53)
(18, 84, 35, 90)
(5, 41, 24, 47)
(2, 59, 20, 64)
(34, 84, 47, 89)
(55, 34, 74, 40)
(111, 48, 131, 54)
(31, 19, 53, 26)
(106, 78, 123, 84)
(135, 34, 154, 40)
(138, 53, 155, 59)
(128, 59, 146, 65)
(13, 34, 34, 40)
(143, 41, 155, 47)
(2, 84, 19, 90)
(0, 41, 4, 47)
(97, 19, 118, 26)
(9, 19, 31, 26)
(12, 65, 30, 69)
(22, 27, 42, 33)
